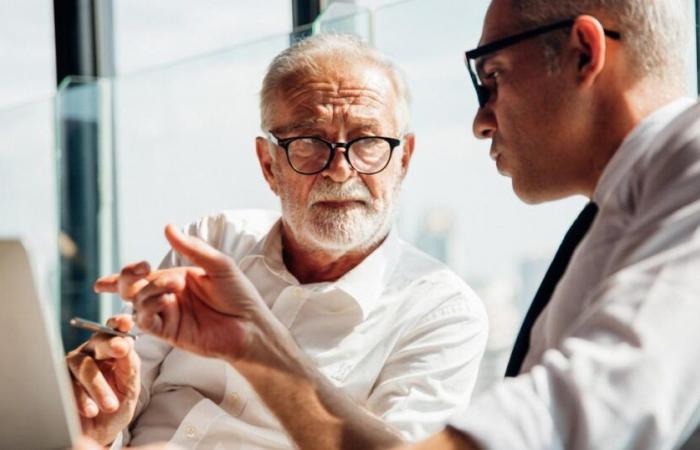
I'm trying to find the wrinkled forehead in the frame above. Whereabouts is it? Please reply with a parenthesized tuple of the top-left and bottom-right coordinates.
(270, 60, 399, 132)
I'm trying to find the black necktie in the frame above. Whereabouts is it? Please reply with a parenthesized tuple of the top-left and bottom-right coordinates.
(505, 202, 599, 377)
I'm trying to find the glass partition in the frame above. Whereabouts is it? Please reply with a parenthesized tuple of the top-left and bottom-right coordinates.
(57, 33, 294, 320)
(54, 0, 699, 388)
(112, 34, 289, 272)
(113, 0, 293, 73)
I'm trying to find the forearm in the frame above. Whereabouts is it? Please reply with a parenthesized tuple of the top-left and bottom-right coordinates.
(231, 313, 404, 450)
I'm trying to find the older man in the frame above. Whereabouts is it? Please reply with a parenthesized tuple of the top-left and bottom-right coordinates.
(94, 1, 700, 449)
(66, 34, 488, 449)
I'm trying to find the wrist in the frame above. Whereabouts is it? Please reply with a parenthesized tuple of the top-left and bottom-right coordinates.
(228, 308, 307, 377)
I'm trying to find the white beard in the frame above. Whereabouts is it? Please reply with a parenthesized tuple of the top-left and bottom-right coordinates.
(279, 176, 399, 253)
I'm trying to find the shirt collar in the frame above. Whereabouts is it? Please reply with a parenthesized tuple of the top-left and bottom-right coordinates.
(241, 219, 297, 283)
(333, 227, 401, 319)
(593, 97, 696, 207)
(241, 219, 401, 320)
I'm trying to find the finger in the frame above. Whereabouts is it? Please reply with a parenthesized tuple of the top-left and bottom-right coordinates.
(87, 333, 133, 360)
(73, 436, 103, 450)
(106, 314, 135, 333)
(117, 261, 152, 300)
(133, 300, 166, 336)
(164, 224, 233, 273)
(67, 353, 119, 412)
(133, 272, 185, 307)
(94, 273, 119, 293)
(72, 379, 99, 418)
(137, 292, 177, 318)
(112, 341, 141, 401)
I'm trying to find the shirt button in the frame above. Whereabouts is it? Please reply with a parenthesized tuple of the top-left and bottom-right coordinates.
(184, 424, 199, 440)
(292, 287, 304, 299)
(230, 392, 240, 406)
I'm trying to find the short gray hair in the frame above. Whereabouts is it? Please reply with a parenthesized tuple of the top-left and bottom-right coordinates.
(260, 33, 411, 134)
(511, 0, 689, 84)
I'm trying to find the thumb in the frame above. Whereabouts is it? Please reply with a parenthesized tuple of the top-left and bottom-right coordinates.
(164, 224, 232, 273)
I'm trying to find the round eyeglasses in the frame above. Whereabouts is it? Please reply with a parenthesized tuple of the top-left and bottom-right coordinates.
(268, 133, 402, 175)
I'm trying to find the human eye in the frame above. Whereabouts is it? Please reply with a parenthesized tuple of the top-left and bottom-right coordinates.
(482, 66, 502, 86)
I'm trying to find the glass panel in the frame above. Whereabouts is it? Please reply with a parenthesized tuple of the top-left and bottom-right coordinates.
(112, 34, 290, 302)
(0, 99, 59, 314)
(56, 77, 119, 345)
(114, 0, 292, 73)
(314, 3, 372, 39)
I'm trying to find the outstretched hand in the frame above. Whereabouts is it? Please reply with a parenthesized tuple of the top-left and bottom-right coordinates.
(94, 225, 271, 362)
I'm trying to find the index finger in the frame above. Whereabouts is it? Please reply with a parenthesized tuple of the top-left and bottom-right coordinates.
(94, 274, 119, 293)
(164, 224, 233, 273)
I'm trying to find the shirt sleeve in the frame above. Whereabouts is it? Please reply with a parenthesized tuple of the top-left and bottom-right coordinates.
(449, 140, 700, 449)
(367, 289, 488, 442)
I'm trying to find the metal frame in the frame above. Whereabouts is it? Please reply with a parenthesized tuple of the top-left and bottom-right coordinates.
(291, 0, 323, 41)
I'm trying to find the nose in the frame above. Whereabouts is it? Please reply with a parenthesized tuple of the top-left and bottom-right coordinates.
(321, 146, 354, 183)
(472, 105, 497, 140)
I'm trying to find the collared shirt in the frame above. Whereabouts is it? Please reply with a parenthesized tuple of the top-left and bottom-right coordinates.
(449, 98, 700, 449)
(123, 210, 488, 449)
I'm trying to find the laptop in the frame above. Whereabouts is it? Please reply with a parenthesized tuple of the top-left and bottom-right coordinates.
(0, 239, 81, 449)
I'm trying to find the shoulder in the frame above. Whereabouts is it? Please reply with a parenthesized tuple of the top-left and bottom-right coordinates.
(391, 239, 488, 326)
(183, 209, 281, 260)
(629, 103, 700, 229)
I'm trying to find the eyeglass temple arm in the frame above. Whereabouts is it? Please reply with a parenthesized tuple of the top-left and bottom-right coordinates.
(465, 19, 621, 60)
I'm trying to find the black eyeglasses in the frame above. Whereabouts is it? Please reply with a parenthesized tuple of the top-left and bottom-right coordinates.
(267, 133, 402, 175)
(464, 19, 622, 108)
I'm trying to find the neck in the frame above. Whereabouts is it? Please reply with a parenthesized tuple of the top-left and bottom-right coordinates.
(582, 78, 685, 198)
(280, 222, 387, 284)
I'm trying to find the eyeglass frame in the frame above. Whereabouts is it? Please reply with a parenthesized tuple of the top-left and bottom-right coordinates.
(267, 133, 403, 175)
(464, 18, 622, 108)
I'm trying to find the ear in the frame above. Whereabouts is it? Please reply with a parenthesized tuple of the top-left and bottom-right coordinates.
(569, 15, 607, 88)
(399, 133, 415, 179)
(255, 136, 280, 196)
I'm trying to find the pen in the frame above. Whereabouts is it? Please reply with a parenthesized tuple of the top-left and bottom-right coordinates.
(69, 317, 138, 339)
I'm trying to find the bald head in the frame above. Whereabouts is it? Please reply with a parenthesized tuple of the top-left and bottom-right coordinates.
(507, 0, 689, 88)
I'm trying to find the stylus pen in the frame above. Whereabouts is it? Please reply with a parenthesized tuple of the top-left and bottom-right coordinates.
(69, 317, 138, 339)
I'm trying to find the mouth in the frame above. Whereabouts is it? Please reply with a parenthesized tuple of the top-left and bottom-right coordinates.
(313, 200, 367, 209)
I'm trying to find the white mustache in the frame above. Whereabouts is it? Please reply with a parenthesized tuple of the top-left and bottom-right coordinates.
(308, 179, 372, 205)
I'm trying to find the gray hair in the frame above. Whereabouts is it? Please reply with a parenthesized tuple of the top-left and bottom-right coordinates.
(511, 0, 689, 85)
(260, 33, 411, 134)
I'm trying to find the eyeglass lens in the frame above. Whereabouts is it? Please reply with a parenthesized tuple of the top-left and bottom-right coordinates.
(287, 137, 392, 174)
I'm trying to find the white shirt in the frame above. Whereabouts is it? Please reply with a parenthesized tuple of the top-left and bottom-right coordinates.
(123, 210, 488, 449)
(450, 98, 700, 449)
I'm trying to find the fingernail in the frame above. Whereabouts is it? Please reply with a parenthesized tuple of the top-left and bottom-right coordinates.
(104, 396, 118, 410)
(85, 403, 98, 417)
